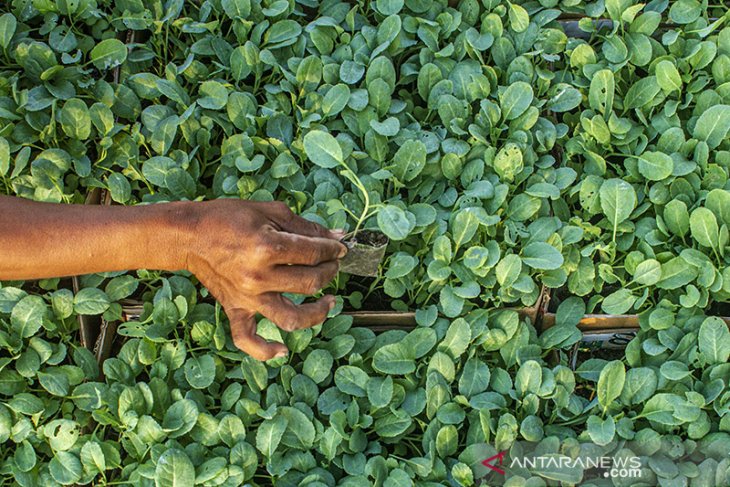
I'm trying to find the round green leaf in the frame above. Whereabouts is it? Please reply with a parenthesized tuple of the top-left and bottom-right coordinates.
(49, 451, 82, 485)
(155, 449, 195, 487)
(184, 355, 216, 389)
(638, 151, 673, 181)
(303, 130, 343, 168)
(90, 38, 127, 70)
(377, 205, 413, 241)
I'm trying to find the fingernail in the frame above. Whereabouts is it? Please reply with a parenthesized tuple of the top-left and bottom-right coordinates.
(328, 298, 336, 310)
(338, 245, 348, 258)
(275, 351, 288, 359)
(331, 229, 347, 238)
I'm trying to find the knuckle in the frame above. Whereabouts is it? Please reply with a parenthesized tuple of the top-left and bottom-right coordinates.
(313, 307, 328, 325)
(232, 334, 247, 352)
(253, 236, 276, 262)
(272, 201, 291, 216)
(247, 271, 267, 290)
(278, 321, 296, 332)
(307, 220, 327, 236)
(304, 276, 322, 295)
(274, 242, 287, 255)
(277, 309, 300, 330)
(305, 245, 323, 264)
(325, 261, 338, 278)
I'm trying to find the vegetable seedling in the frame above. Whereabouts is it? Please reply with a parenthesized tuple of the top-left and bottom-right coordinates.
(339, 230, 389, 277)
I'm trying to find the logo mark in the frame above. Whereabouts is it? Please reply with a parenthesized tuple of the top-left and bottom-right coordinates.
(482, 451, 508, 475)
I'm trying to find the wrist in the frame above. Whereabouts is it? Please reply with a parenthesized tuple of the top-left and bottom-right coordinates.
(148, 201, 202, 272)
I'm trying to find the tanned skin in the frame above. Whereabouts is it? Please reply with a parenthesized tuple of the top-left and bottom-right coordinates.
(0, 196, 347, 361)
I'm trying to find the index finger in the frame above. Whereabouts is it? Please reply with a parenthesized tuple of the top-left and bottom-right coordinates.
(227, 308, 289, 361)
(270, 232, 347, 266)
(277, 210, 345, 241)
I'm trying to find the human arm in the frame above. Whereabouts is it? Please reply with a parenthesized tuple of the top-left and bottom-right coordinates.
(0, 196, 346, 360)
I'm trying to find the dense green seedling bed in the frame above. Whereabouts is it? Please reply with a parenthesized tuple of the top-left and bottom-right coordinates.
(1, 0, 730, 485)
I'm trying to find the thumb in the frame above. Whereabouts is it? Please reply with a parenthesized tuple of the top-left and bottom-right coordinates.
(226, 308, 288, 361)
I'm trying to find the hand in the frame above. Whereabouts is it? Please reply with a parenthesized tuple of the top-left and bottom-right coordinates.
(183, 200, 347, 360)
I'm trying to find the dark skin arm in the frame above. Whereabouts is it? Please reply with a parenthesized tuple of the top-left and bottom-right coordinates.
(0, 196, 347, 360)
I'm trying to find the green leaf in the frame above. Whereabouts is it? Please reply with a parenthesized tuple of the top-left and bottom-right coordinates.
(693, 105, 730, 149)
(372, 343, 415, 375)
(71, 382, 107, 411)
(279, 407, 315, 449)
(633, 259, 661, 285)
(221, 0, 251, 19)
(621, 367, 657, 405)
(500, 81, 533, 121)
(303, 349, 333, 384)
(256, 415, 287, 457)
(303, 130, 343, 168)
(664, 200, 690, 237)
(198, 81, 228, 110)
(555, 297, 585, 327)
(624, 76, 660, 110)
(90, 38, 127, 70)
(599, 178, 636, 238)
(374, 408, 412, 437)
(334, 365, 369, 397)
(698, 317, 730, 365)
(706, 189, 730, 227)
(184, 355, 216, 389)
(154, 449, 195, 487)
(690, 207, 719, 249)
(458, 358, 490, 397)
(60, 98, 91, 140)
(515, 360, 542, 397)
(0, 13, 17, 50)
(496, 254, 522, 288)
(0, 137, 9, 177)
(367, 376, 394, 408)
(163, 399, 199, 438)
(657, 257, 698, 289)
(38, 369, 70, 396)
(377, 205, 413, 240)
(521, 242, 564, 270)
(638, 151, 673, 181)
(370, 117, 400, 136)
(547, 86, 582, 112)
(438, 318, 471, 359)
(601, 289, 635, 314)
(15, 440, 36, 472)
(105, 275, 139, 302)
(587, 415, 615, 446)
(508, 3, 529, 32)
(656, 60, 682, 92)
(106, 173, 132, 204)
(391, 140, 426, 181)
(597, 360, 625, 411)
(73, 288, 110, 315)
(589, 70, 615, 115)
(322, 84, 350, 117)
(452, 210, 479, 248)
(49, 451, 82, 485)
(659, 361, 690, 381)
(80, 442, 105, 474)
(11, 295, 46, 338)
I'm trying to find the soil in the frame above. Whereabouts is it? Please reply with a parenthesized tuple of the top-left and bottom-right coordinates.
(341, 275, 395, 311)
(342, 229, 388, 248)
(339, 230, 388, 278)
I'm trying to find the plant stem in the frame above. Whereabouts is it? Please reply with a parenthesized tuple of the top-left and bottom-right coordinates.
(339, 164, 369, 235)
